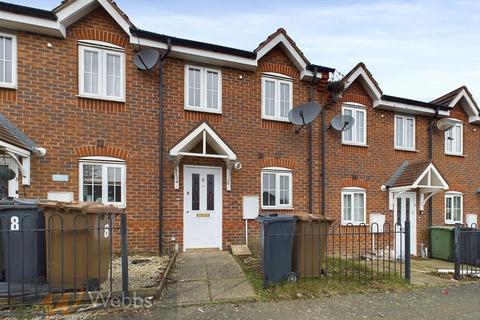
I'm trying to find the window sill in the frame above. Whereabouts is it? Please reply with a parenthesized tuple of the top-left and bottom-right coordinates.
(445, 153, 465, 158)
(261, 207, 294, 211)
(0, 83, 17, 90)
(77, 94, 125, 103)
(445, 222, 462, 225)
(262, 117, 290, 123)
(395, 148, 418, 153)
(184, 106, 222, 115)
(342, 142, 368, 148)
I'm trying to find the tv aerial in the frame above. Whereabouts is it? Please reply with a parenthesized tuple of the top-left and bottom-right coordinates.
(134, 48, 160, 71)
(330, 114, 355, 132)
(436, 118, 457, 131)
(288, 102, 322, 133)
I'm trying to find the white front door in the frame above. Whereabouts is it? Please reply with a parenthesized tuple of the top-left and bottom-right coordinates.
(183, 166, 222, 250)
(394, 192, 417, 258)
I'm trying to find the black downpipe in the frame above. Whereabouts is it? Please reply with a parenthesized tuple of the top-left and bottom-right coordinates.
(428, 108, 440, 241)
(321, 106, 326, 216)
(308, 67, 318, 215)
(159, 39, 172, 255)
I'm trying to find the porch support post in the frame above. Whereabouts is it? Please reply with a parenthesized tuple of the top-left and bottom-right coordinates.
(173, 157, 181, 190)
(226, 161, 233, 191)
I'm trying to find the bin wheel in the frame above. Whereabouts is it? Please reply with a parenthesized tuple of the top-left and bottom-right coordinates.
(87, 278, 100, 291)
(285, 272, 298, 283)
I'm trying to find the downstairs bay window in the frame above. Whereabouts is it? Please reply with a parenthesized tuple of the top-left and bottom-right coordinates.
(79, 157, 126, 208)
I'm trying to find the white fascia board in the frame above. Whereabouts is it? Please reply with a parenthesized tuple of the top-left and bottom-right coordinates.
(374, 99, 450, 117)
(57, 0, 132, 35)
(412, 163, 449, 190)
(256, 33, 307, 71)
(131, 36, 257, 71)
(0, 140, 31, 158)
(170, 123, 237, 160)
(344, 67, 382, 100)
(0, 11, 65, 37)
(449, 89, 479, 123)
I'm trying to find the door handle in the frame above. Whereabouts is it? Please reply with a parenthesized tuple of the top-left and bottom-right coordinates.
(186, 210, 190, 214)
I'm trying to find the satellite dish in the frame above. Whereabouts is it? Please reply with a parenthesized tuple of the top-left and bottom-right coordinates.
(134, 48, 160, 71)
(437, 118, 458, 131)
(288, 102, 322, 132)
(331, 115, 355, 132)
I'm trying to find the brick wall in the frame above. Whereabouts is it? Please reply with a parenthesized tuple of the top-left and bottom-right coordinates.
(325, 79, 480, 254)
(0, 7, 163, 251)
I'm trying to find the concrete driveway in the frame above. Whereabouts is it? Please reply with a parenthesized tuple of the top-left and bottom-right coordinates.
(161, 251, 256, 306)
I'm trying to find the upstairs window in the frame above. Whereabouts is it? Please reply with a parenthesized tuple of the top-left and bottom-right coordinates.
(261, 168, 292, 209)
(395, 115, 415, 150)
(184, 65, 222, 113)
(0, 34, 16, 88)
(342, 105, 366, 145)
(445, 122, 463, 155)
(78, 43, 125, 101)
(79, 157, 126, 208)
(445, 192, 462, 224)
(261, 74, 292, 122)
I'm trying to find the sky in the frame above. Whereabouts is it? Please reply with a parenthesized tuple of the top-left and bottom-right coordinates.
(12, 0, 480, 101)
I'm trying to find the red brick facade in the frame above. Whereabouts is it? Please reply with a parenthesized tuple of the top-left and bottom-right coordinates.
(1, 2, 478, 255)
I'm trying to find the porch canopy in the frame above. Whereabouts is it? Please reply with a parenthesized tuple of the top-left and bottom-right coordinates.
(0, 113, 46, 186)
(383, 161, 449, 211)
(169, 122, 237, 190)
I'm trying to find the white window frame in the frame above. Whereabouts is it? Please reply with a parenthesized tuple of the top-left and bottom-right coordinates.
(0, 33, 17, 89)
(78, 43, 125, 102)
(445, 192, 463, 225)
(445, 122, 463, 156)
(184, 64, 222, 113)
(261, 74, 293, 122)
(341, 187, 366, 225)
(79, 156, 127, 208)
(261, 167, 293, 209)
(342, 104, 367, 146)
(394, 114, 416, 151)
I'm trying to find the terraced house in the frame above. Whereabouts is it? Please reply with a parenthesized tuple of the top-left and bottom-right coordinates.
(0, 0, 478, 256)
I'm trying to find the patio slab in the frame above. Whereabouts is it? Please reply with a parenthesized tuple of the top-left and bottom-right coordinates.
(161, 250, 256, 306)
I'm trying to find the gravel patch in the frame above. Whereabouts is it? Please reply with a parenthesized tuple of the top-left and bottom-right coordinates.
(109, 255, 171, 292)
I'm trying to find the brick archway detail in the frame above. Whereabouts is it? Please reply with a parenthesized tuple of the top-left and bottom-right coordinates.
(260, 157, 296, 170)
(74, 146, 129, 159)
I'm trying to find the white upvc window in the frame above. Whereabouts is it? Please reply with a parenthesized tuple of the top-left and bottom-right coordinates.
(261, 74, 293, 122)
(184, 65, 222, 113)
(0, 33, 17, 88)
(261, 168, 292, 209)
(342, 105, 366, 145)
(445, 122, 463, 156)
(394, 115, 415, 150)
(445, 192, 463, 224)
(79, 157, 126, 208)
(341, 188, 366, 225)
(78, 44, 125, 101)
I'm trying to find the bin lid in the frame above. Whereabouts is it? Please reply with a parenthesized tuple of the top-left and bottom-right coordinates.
(429, 226, 455, 230)
(38, 201, 124, 215)
(255, 214, 296, 223)
(295, 214, 335, 223)
(0, 198, 38, 210)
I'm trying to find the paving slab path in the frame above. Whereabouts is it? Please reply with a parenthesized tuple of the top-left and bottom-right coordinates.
(161, 251, 256, 306)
